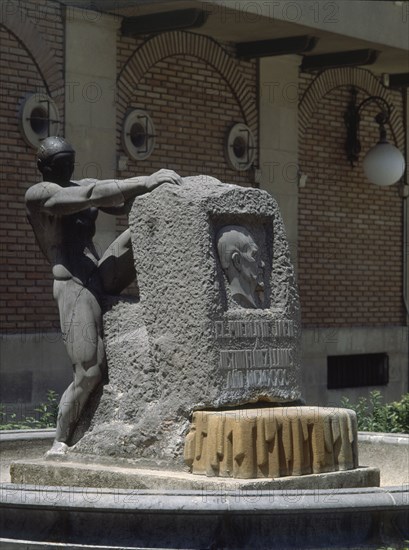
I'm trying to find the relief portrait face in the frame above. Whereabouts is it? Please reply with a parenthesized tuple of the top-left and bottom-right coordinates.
(233, 237, 263, 293)
(216, 225, 265, 309)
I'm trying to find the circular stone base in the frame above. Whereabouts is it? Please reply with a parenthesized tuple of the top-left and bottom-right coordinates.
(184, 406, 359, 479)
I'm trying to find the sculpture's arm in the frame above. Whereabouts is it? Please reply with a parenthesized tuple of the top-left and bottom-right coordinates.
(26, 170, 182, 216)
(25, 182, 63, 213)
(99, 185, 153, 215)
(40, 178, 132, 215)
(99, 205, 130, 216)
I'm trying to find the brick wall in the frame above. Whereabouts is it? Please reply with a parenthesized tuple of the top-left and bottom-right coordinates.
(116, 32, 258, 237)
(298, 71, 405, 327)
(114, 33, 258, 298)
(118, 55, 256, 182)
(1, 21, 257, 328)
(0, 0, 64, 332)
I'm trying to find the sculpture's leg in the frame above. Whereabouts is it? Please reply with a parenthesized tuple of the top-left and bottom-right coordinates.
(98, 228, 136, 295)
(48, 280, 105, 454)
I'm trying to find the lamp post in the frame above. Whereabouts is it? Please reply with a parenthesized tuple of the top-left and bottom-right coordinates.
(344, 87, 405, 186)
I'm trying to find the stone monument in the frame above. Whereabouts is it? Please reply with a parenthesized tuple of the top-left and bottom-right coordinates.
(66, 176, 301, 458)
(12, 175, 379, 489)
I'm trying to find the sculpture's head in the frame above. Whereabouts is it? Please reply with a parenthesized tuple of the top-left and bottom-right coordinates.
(216, 225, 264, 308)
(37, 136, 75, 185)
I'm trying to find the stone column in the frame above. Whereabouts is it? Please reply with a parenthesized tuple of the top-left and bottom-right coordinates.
(65, 7, 120, 254)
(259, 55, 301, 268)
(405, 88, 409, 327)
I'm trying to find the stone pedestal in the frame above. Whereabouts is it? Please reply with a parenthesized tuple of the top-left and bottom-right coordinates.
(12, 177, 379, 490)
(10, 458, 378, 491)
(69, 177, 302, 465)
(184, 406, 358, 479)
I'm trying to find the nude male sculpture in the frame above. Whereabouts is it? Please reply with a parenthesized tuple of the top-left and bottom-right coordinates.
(25, 136, 182, 455)
(216, 225, 265, 309)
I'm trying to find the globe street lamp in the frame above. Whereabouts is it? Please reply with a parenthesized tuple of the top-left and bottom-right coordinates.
(344, 87, 406, 186)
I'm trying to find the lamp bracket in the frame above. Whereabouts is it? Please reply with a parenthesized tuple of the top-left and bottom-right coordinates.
(344, 87, 392, 166)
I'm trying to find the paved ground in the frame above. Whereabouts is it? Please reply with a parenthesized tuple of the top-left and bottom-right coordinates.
(1, 438, 52, 483)
(1, 434, 408, 487)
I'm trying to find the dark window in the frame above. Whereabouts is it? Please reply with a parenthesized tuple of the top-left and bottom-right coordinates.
(327, 353, 389, 389)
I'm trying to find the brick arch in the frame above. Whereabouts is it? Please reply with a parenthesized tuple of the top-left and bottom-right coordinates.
(0, 11, 64, 106)
(117, 31, 257, 130)
(299, 68, 404, 150)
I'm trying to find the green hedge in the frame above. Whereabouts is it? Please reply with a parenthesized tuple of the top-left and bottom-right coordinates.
(341, 390, 409, 434)
(1, 389, 408, 434)
(0, 390, 59, 430)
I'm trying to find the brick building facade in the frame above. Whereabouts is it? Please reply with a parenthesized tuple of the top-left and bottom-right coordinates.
(1, 0, 65, 333)
(299, 72, 405, 328)
(0, 0, 408, 411)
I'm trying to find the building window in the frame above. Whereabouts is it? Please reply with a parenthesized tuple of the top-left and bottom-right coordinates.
(327, 353, 389, 389)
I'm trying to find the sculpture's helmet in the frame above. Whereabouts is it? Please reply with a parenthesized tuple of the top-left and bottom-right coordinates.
(37, 136, 75, 165)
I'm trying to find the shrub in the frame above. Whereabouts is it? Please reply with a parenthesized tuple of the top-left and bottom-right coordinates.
(0, 390, 59, 430)
(341, 391, 409, 434)
(377, 543, 409, 550)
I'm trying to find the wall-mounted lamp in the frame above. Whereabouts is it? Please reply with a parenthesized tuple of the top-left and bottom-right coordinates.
(344, 87, 405, 186)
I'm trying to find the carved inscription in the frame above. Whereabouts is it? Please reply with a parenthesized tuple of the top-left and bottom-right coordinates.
(215, 319, 294, 339)
(219, 348, 293, 389)
(215, 319, 295, 390)
(226, 368, 289, 389)
(219, 348, 292, 370)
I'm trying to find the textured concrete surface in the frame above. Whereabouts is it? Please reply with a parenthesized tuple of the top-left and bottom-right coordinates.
(3, 430, 406, 488)
(302, 327, 409, 405)
(0, 430, 54, 483)
(358, 432, 409, 486)
(10, 459, 379, 491)
(71, 177, 302, 466)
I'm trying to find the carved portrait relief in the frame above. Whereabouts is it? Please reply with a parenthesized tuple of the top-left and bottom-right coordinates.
(216, 225, 265, 309)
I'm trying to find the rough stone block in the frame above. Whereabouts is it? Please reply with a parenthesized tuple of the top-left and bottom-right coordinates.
(72, 177, 301, 464)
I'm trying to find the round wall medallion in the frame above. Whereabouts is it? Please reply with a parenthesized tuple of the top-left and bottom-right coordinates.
(122, 109, 156, 161)
(226, 123, 256, 171)
(19, 93, 60, 148)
